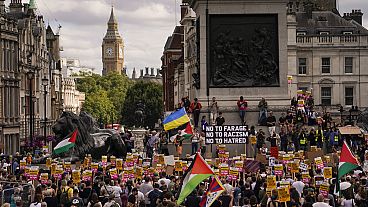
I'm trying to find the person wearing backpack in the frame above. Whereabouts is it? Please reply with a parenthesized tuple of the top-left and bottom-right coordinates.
(60, 181, 74, 207)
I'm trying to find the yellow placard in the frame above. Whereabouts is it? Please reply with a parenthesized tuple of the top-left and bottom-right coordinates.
(136, 167, 143, 179)
(91, 163, 99, 171)
(274, 165, 283, 171)
(291, 162, 300, 173)
(51, 163, 57, 175)
(158, 155, 165, 165)
(83, 157, 90, 168)
(205, 159, 212, 166)
(302, 172, 310, 179)
(175, 161, 183, 172)
(46, 158, 52, 168)
(20, 160, 26, 169)
(250, 135, 257, 145)
(41, 173, 49, 183)
(235, 161, 243, 169)
(72, 170, 81, 184)
(55, 168, 63, 175)
(287, 75, 293, 81)
(278, 187, 290, 202)
(64, 162, 71, 171)
(323, 167, 332, 179)
(82, 170, 92, 181)
(116, 159, 123, 170)
(267, 175, 277, 190)
(102, 156, 108, 166)
(320, 183, 329, 192)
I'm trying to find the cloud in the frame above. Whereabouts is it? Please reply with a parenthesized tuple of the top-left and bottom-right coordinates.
(4, 0, 368, 77)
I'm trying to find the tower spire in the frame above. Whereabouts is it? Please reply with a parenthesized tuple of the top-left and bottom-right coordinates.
(108, 6, 118, 27)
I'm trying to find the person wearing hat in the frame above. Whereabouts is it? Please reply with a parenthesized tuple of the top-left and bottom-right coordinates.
(70, 188, 84, 207)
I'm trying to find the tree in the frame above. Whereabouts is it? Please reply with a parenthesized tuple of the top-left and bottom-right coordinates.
(82, 89, 115, 123)
(122, 81, 163, 128)
(75, 72, 131, 124)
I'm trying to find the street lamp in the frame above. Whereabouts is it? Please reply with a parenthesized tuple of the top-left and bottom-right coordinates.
(26, 53, 34, 151)
(42, 76, 48, 148)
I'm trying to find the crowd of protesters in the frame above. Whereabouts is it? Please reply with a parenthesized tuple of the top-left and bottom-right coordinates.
(0, 94, 366, 207)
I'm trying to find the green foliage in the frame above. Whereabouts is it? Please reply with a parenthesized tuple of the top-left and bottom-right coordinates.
(75, 72, 131, 123)
(122, 81, 163, 128)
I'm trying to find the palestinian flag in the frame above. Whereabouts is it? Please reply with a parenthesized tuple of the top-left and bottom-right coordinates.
(54, 129, 78, 155)
(177, 152, 214, 205)
(338, 141, 360, 179)
(200, 176, 225, 207)
(168, 122, 193, 142)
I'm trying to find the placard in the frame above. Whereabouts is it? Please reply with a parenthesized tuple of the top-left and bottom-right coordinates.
(205, 125, 248, 144)
(64, 162, 71, 172)
(46, 158, 52, 168)
(72, 170, 81, 184)
(29, 167, 39, 180)
(91, 163, 99, 173)
(101, 156, 107, 167)
(20, 160, 26, 169)
(290, 162, 300, 173)
(250, 135, 257, 145)
(82, 170, 92, 181)
(315, 157, 324, 169)
(302, 172, 310, 183)
(267, 175, 277, 189)
(116, 159, 123, 170)
(278, 187, 290, 202)
(323, 167, 332, 179)
(40, 173, 49, 184)
(110, 168, 118, 180)
(175, 161, 183, 172)
(319, 183, 329, 197)
(315, 176, 324, 187)
(110, 156, 116, 167)
(274, 164, 283, 176)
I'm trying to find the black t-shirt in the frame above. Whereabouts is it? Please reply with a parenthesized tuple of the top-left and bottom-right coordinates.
(279, 116, 286, 124)
(128, 194, 137, 204)
(44, 196, 58, 207)
(219, 195, 231, 207)
(185, 195, 201, 207)
(148, 189, 162, 207)
(267, 116, 276, 127)
(215, 116, 225, 126)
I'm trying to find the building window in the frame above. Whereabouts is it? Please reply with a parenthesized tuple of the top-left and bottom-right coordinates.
(343, 31, 353, 35)
(321, 58, 330, 74)
(298, 58, 307, 74)
(21, 97, 25, 114)
(345, 87, 354, 106)
(321, 87, 332, 106)
(345, 57, 353, 73)
(297, 32, 306, 36)
(319, 32, 329, 35)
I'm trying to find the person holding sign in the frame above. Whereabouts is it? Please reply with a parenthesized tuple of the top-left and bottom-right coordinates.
(237, 96, 248, 125)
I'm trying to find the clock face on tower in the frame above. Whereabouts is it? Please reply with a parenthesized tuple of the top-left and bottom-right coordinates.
(106, 47, 113, 56)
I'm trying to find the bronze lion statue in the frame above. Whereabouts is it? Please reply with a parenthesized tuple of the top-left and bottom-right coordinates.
(52, 111, 126, 159)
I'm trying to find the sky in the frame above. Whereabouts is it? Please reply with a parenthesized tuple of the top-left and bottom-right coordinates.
(4, 0, 368, 77)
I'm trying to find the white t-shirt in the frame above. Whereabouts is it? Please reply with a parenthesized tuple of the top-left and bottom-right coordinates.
(341, 199, 354, 207)
(292, 181, 305, 197)
(29, 202, 42, 207)
(312, 202, 330, 207)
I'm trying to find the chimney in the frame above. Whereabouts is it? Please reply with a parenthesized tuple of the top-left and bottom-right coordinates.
(343, 13, 352, 21)
(180, 4, 188, 21)
(156, 68, 161, 77)
(350, 9, 363, 25)
(151, 68, 154, 76)
(9, 0, 23, 13)
(145, 67, 149, 76)
(304, 1, 314, 19)
(140, 69, 143, 78)
(132, 68, 136, 79)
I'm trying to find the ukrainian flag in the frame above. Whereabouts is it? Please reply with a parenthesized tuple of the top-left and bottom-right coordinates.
(163, 108, 190, 131)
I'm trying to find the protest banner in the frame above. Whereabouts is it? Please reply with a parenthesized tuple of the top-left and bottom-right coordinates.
(175, 161, 183, 172)
(220, 164, 229, 176)
(319, 183, 330, 198)
(82, 170, 92, 181)
(101, 156, 108, 167)
(205, 125, 248, 144)
(269, 157, 276, 167)
(290, 162, 300, 174)
(110, 168, 118, 180)
(299, 162, 308, 171)
(54, 168, 63, 180)
(116, 159, 123, 171)
(110, 156, 116, 167)
(274, 164, 283, 176)
(267, 175, 277, 190)
(315, 157, 324, 169)
(64, 162, 71, 173)
(51, 163, 57, 175)
(91, 163, 99, 173)
(302, 172, 310, 183)
(315, 176, 324, 187)
(29, 167, 39, 181)
(40, 173, 48, 184)
(20, 160, 26, 170)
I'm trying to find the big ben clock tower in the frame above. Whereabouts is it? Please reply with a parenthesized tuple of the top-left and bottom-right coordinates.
(102, 7, 124, 75)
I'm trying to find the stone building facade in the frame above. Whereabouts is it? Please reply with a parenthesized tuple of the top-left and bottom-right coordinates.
(62, 77, 85, 114)
(164, 0, 368, 115)
(0, 0, 21, 154)
(161, 26, 184, 111)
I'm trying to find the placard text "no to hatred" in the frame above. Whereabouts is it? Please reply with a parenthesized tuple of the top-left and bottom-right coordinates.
(205, 125, 248, 144)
